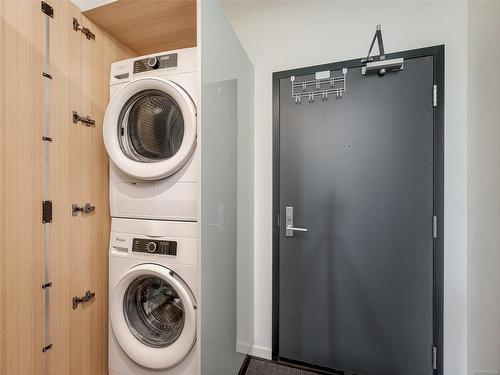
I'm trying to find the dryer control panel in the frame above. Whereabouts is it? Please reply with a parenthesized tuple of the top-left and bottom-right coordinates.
(133, 53, 178, 73)
(132, 238, 177, 256)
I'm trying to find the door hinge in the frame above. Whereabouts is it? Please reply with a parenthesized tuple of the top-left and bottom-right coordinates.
(72, 111, 95, 127)
(73, 18, 95, 40)
(433, 84, 438, 107)
(41, 1, 54, 18)
(432, 345, 437, 370)
(73, 290, 95, 310)
(42, 200, 53, 224)
(72, 203, 96, 216)
(42, 72, 53, 79)
(277, 213, 280, 228)
(42, 136, 52, 142)
(432, 215, 438, 239)
(41, 282, 53, 289)
(42, 344, 53, 352)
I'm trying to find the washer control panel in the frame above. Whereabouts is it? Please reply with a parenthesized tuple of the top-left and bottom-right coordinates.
(132, 238, 177, 256)
(133, 53, 178, 73)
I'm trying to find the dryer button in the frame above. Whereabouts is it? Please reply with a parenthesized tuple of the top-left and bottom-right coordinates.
(147, 242, 157, 253)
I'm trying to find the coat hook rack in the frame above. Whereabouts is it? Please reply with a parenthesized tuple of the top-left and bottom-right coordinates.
(291, 68, 347, 104)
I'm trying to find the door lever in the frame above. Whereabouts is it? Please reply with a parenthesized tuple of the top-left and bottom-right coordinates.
(286, 226, 308, 232)
(285, 206, 308, 237)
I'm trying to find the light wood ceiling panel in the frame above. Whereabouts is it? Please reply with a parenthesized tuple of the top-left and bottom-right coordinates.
(83, 0, 196, 56)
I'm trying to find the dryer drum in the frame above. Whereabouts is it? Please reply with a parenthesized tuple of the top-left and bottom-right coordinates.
(123, 275, 185, 348)
(118, 89, 184, 162)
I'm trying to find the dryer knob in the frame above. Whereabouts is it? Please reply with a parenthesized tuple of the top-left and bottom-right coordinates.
(147, 57, 160, 69)
(147, 242, 157, 253)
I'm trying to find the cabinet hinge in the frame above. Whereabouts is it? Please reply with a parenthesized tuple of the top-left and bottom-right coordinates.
(73, 18, 95, 40)
(432, 215, 438, 239)
(42, 136, 52, 142)
(432, 345, 437, 370)
(41, 282, 53, 289)
(42, 344, 53, 353)
(72, 111, 95, 127)
(41, 1, 54, 18)
(433, 84, 438, 107)
(42, 200, 53, 224)
(42, 72, 53, 79)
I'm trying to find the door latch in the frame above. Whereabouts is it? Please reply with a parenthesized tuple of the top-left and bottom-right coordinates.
(73, 290, 95, 310)
(72, 203, 95, 216)
(72, 111, 95, 127)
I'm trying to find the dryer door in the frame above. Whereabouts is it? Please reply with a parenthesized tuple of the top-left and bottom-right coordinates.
(104, 77, 197, 180)
(111, 264, 197, 369)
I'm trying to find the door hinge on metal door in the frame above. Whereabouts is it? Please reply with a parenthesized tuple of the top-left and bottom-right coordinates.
(73, 18, 95, 40)
(72, 111, 95, 127)
(432, 345, 438, 370)
(432, 215, 438, 239)
(433, 84, 438, 107)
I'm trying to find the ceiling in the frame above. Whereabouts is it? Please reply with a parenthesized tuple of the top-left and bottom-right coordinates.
(71, 0, 116, 12)
(83, 0, 196, 56)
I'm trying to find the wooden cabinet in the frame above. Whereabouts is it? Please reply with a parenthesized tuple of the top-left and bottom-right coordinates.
(0, 2, 134, 374)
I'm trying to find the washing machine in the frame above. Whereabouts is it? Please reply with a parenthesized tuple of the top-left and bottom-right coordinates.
(109, 218, 198, 375)
(103, 48, 198, 222)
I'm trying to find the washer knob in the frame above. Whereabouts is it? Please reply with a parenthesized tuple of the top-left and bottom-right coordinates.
(147, 57, 160, 69)
(147, 242, 157, 253)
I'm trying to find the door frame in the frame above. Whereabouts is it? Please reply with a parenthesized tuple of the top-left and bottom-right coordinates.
(272, 45, 444, 374)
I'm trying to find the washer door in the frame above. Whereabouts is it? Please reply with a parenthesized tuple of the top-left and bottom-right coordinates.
(111, 264, 197, 369)
(104, 77, 197, 180)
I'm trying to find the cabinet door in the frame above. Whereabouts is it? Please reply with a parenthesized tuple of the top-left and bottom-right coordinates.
(0, 1, 45, 374)
(81, 15, 134, 375)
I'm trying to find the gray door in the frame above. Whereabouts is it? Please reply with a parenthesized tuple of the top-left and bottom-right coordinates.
(277, 55, 436, 374)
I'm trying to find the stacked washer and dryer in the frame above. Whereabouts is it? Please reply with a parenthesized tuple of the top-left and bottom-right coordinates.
(103, 48, 199, 375)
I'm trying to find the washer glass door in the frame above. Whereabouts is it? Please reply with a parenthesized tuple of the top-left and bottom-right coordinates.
(119, 90, 184, 162)
(111, 264, 197, 370)
(123, 274, 185, 348)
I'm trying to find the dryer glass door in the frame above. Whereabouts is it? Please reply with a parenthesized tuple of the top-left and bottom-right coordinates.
(119, 90, 184, 162)
(123, 275, 185, 348)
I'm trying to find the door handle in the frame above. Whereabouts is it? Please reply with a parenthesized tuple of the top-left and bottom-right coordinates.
(285, 206, 308, 237)
(286, 226, 308, 232)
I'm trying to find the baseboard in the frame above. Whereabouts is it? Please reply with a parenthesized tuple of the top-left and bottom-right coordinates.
(236, 341, 252, 354)
(248, 344, 272, 359)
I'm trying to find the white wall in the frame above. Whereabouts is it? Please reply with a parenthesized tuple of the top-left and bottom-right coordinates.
(221, 1, 469, 373)
(468, 1, 500, 374)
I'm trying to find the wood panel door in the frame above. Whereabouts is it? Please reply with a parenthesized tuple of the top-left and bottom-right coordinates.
(1, 2, 134, 374)
(47, 3, 82, 375)
(0, 2, 45, 374)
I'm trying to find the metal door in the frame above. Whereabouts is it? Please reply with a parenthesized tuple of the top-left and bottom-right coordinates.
(273, 48, 444, 375)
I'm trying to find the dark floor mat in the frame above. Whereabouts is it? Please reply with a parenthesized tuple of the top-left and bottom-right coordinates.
(245, 358, 319, 375)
